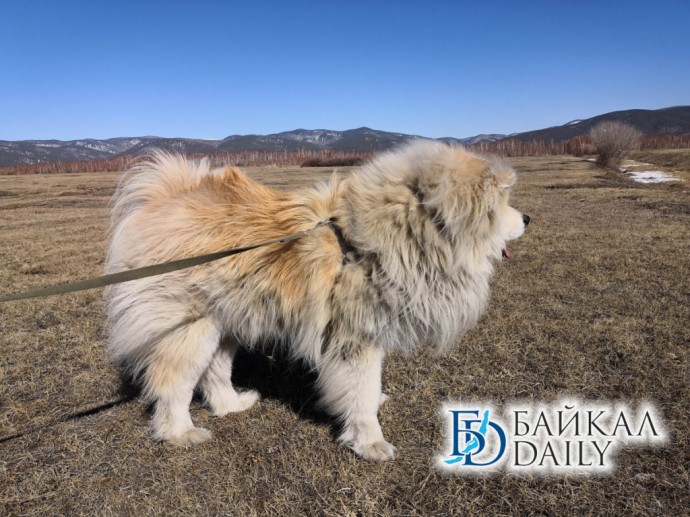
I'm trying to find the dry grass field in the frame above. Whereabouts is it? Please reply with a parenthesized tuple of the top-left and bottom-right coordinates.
(1, 155, 688, 516)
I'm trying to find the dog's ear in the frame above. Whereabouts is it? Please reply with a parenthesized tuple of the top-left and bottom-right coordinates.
(484, 158, 516, 192)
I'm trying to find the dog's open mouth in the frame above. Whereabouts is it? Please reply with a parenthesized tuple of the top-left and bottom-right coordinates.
(501, 244, 510, 259)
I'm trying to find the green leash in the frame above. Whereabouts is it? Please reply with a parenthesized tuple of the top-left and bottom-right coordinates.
(0, 220, 330, 303)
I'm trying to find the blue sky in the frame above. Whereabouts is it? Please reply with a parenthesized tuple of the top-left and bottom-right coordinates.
(2, 0, 689, 141)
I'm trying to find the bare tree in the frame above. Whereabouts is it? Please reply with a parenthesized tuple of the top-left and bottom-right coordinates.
(589, 121, 642, 168)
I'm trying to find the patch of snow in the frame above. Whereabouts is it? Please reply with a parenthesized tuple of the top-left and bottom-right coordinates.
(624, 170, 681, 184)
(78, 142, 111, 151)
(460, 133, 507, 145)
(566, 119, 582, 126)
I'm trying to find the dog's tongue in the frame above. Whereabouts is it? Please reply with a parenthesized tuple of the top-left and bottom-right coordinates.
(502, 245, 510, 259)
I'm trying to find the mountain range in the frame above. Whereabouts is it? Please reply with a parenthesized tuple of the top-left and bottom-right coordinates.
(1, 106, 688, 167)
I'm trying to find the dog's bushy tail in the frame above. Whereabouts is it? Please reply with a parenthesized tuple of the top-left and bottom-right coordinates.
(110, 151, 211, 227)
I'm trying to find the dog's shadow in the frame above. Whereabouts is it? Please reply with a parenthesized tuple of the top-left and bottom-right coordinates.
(118, 341, 338, 438)
(229, 344, 336, 433)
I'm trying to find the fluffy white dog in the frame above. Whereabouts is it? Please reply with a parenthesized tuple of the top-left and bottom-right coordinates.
(105, 141, 528, 460)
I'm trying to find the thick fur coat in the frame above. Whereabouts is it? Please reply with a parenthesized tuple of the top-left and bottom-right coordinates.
(105, 141, 528, 460)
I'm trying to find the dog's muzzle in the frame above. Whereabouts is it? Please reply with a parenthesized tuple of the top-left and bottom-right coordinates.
(502, 213, 531, 259)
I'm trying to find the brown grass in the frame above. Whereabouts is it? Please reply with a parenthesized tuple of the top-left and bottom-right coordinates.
(1, 156, 688, 515)
(630, 148, 690, 172)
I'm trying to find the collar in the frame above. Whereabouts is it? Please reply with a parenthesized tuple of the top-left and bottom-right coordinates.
(328, 219, 358, 261)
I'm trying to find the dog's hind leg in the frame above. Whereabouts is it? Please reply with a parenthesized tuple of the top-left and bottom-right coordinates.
(200, 341, 260, 416)
(317, 345, 396, 461)
(146, 317, 220, 446)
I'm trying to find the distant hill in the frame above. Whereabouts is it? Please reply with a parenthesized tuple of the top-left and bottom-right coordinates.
(442, 134, 507, 146)
(0, 127, 461, 166)
(218, 127, 449, 152)
(123, 137, 220, 155)
(0, 137, 141, 166)
(512, 106, 690, 142)
(1, 106, 688, 167)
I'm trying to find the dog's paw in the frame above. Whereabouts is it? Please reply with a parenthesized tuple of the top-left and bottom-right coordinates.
(166, 427, 213, 447)
(354, 440, 397, 461)
(212, 389, 260, 416)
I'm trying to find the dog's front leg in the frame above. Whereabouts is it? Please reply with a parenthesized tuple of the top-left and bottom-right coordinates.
(317, 345, 396, 461)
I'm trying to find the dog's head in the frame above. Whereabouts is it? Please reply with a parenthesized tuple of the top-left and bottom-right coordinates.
(406, 144, 529, 261)
(341, 141, 529, 268)
(413, 145, 530, 258)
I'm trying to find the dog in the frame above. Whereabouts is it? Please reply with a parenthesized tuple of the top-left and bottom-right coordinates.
(105, 141, 529, 460)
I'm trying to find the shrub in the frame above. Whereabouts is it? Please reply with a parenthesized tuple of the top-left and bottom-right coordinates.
(300, 158, 324, 167)
(300, 156, 365, 167)
(589, 121, 642, 168)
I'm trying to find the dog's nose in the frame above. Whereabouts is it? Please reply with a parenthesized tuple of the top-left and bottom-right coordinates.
(522, 214, 531, 227)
